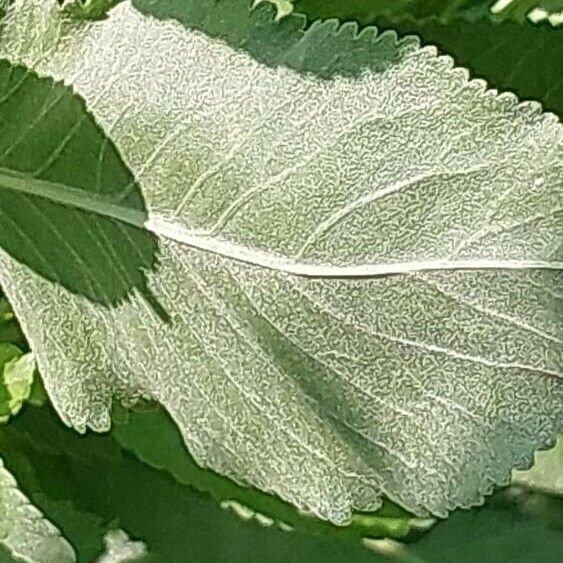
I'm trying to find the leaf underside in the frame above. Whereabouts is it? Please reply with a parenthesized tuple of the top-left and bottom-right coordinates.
(0, 0, 561, 525)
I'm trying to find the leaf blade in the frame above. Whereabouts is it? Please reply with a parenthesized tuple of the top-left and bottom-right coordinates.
(0, 0, 561, 524)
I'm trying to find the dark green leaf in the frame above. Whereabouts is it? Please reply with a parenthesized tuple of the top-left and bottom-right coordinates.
(0, 60, 160, 310)
(1, 403, 562, 562)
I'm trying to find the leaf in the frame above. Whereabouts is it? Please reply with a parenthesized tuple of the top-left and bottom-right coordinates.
(0, 409, 148, 563)
(253, 0, 294, 20)
(0, 456, 75, 563)
(0, 344, 35, 422)
(19, 496, 111, 563)
(112, 404, 434, 540)
(0, 55, 160, 311)
(0, 403, 394, 563)
(295, 0, 488, 22)
(2, 403, 562, 563)
(96, 530, 147, 563)
(0, 0, 561, 524)
(296, 2, 563, 118)
(63, 0, 124, 21)
(296, 0, 563, 24)
(491, 0, 563, 24)
(132, 0, 414, 77)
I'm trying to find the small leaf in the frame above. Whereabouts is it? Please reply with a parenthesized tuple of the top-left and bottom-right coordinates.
(63, 0, 123, 21)
(491, 0, 563, 24)
(0, 343, 35, 422)
(96, 530, 147, 563)
(253, 0, 294, 20)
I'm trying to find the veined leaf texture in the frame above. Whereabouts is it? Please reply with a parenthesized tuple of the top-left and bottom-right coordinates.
(0, 0, 561, 523)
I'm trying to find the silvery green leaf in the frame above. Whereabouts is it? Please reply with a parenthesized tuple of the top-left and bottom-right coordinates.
(0, 0, 561, 524)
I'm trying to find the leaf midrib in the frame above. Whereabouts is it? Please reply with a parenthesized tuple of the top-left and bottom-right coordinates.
(0, 167, 561, 278)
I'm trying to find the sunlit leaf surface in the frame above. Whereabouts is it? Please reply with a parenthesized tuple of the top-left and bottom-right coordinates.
(0, 0, 560, 525)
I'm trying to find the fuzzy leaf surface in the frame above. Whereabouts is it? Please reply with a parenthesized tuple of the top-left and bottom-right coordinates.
(0, 0, 561, 524)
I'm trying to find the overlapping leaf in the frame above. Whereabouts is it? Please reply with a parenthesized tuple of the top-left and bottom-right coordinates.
(0, 0, 561, 526)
